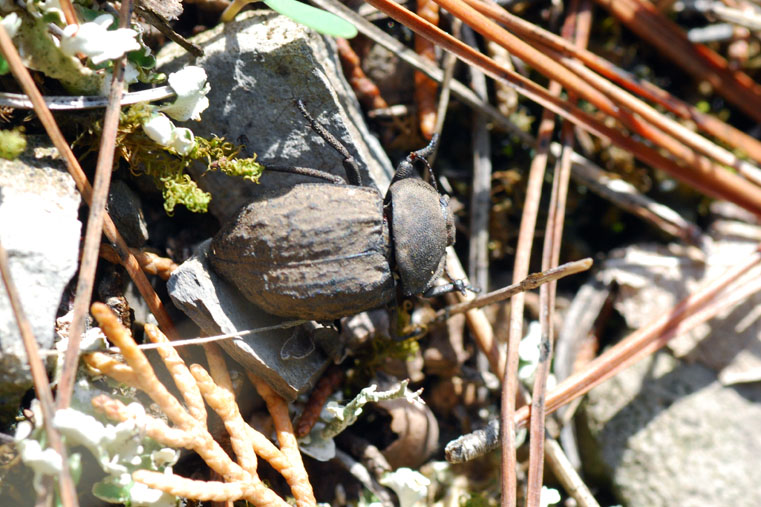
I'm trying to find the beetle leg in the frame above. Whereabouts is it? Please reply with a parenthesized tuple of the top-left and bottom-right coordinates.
(296, 99, 363, 186)
(265, 165, 346, 184)
(422, 279, 479, 298)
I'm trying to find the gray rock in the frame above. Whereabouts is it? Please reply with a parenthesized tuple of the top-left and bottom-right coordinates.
(580, 351, 761, 507)
(0, 139, 81, 419)
(156, 10, 394, 222)
(107, 179, 148, 247)
(167, 240, 330, 401)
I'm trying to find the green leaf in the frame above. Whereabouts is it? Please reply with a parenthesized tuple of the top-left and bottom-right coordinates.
(263, 0, 357, 38)
(0, 55, 8, 75)
(92, 477, 131, 503)
(128, 47, 156, 69)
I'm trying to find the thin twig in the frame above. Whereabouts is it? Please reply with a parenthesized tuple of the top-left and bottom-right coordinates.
(463, 24, 491, 293)
(0, 23, 179, 341)
(515, 246, 761, 427)
(432, 258, 593, 322)
(0, 87, 175, 110)
(528, 4, 590, 503)
(57, 0, 133, 411)
(0, 242, 79, 507)
(447, 247, 761, 462)
(136, 5, 204, 57)
(544, 438, 600, 507)
(59, 0, 78, 25)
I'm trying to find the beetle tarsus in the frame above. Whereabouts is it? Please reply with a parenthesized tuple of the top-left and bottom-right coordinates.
(422, 280, 478, 298)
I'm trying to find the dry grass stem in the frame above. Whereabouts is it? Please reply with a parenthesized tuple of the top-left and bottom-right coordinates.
(58, 0, 133, 412)
(544, 438, 600, 507)
(528, 4, 590, 503)
(415, 0, 441, 139)
(0, 241, 79, 507)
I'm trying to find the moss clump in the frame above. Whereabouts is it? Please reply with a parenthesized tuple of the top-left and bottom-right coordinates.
(0, 128, 27, 160)
(86, 104, 263, 214)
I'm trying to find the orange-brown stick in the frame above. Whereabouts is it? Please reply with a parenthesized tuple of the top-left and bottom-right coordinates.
(336, 38, 389, 111)
(415, 0, 440, 139)
(295, 367, 345, 438)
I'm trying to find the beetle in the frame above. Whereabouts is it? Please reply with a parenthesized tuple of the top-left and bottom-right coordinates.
(208, 100, 470, 321)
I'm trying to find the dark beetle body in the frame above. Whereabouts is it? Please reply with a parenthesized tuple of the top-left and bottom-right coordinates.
(210, 179, 453, 320)
(209, 101, 456, 321)
(210, 184, 396, 320)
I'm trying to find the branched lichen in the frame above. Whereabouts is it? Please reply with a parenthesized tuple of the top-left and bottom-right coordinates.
(86, 104, 263, 214)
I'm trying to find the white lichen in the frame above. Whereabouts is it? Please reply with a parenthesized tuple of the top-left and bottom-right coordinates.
(60, 14, 140, 65)
(159, 66, 210, 121)
(379, 467, 430, 507)
(321, 380, 423, 440)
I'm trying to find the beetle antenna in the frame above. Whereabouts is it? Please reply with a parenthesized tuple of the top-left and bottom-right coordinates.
(295, 99, 363, 186)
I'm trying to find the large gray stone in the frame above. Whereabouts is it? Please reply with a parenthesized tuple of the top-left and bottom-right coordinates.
(0, 139, 81, 418)
(581, 352, 761, 507)
(167, 240, 330, 401)
(156, 10, 394, 222)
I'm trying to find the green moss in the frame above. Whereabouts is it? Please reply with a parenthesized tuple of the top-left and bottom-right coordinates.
(0, 128, 27, 160)
(85, 104, 264, 214)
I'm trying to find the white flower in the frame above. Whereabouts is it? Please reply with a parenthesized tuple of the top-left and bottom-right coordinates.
(380, 468, 430, 507)
(142, 113, 175, 146)
(0, 13, 21, 38)
(171, 127, 195, 156)
(60, 14, 140, 65)
(142, 113, 196, 155)
(159, 66, 210, 121)
(540, 486, 562, 507)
